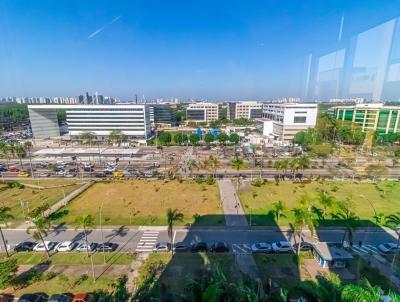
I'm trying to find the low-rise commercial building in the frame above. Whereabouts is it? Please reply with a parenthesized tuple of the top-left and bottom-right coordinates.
(333, 103, 400, 135)
(186, 102, 220, 122)
(28, 104, 151, 141)
(149, 104, 178, 126)
(227, 101, 263, 120)
(261, 103, 318, 141)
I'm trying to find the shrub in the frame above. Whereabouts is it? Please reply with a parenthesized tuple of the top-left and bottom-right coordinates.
(251, 178, 264, 187)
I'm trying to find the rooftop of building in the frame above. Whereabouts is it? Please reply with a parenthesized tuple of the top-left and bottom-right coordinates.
(313, 242, 353, 261)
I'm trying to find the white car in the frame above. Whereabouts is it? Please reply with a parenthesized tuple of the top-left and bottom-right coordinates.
(251, 242, 272, 253)
(272, 241, 292, 253)
(55, 241, 77, 252)
(33, 241, 58, 252)
(55, 170, 65, 176)
(378, 243, 399, 254)
(153, 242, 171, 252)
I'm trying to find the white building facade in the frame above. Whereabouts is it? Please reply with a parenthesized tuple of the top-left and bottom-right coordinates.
(186, 102, 220, 122)
(262, 103, 318, 141)
(227, 101, 263, 119)
(28, 104, 151, 141)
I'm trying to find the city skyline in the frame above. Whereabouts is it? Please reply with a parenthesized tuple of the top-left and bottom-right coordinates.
(0, 0, 399, 100)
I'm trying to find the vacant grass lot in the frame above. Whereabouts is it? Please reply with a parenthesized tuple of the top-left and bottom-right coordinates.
(136, 253, 237, 297)
(58, 180, 224, 226)
(0, 179, 85, 226)
(239, 180, 400, 226)
(1, 252, 134, 265)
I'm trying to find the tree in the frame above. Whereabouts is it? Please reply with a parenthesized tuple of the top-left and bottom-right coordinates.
(174, 133, 188, 144)
(229, 133, 240, 145)
(385, 213, 400, 269)
(272, 200, 286, 224)
(298, 155, 310, 172)
(318, 191, 335, 218)
(166, 208, 184, 253)
(289, 158, 300, 179)
(296, 273, 342, 302)
(188, 160, 198, 177)
(27, 204, 51, 259)
(108, 129, 126, 146)
(341, 279, 382, 302)
(0, 258, 17, 289)
(0, 142, 12, 168)
(208, 155, 220, 178)
(74, 214, 96, 282)
(158, 132, 172, 145)
(15, 143, 26, 167)
(365, 164, 388, 181)
(80, 131, 96, 146)
(333, 199, 360, 245)
(231, 158, 244, 191)
(0, 208, 13, 257)
(23, 141, 34, 178)
(217, 132, 229, 144)
(189, 133, 199, 145)
(292, 197, 316, 254)
(204, 133, 215, 144)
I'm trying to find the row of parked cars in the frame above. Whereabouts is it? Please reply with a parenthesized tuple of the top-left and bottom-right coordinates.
(14, 241, 118, 253)
(0, 292, 95, 302)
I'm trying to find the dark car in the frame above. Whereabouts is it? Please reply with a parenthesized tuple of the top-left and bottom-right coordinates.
(0, 294, 14, 302)
(173, 242, 189, 252)
(191, 242, 208, 252)
(17, 293, 48, 302)
(293, 242, 313, 252)
(96, 242, 118, 252)
(48, 294, 73, 302)
(210, 242, 229, 253)
(14, 241, 36, 252)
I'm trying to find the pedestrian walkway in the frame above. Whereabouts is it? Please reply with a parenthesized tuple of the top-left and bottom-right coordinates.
(135, 230, 159, 252)
(218, 179, 248, 226)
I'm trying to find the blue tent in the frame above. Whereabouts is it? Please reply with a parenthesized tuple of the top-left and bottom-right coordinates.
(196, 128, 202, 140)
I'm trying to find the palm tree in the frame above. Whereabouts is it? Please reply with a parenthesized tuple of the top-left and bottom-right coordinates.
(23, 141, 34, 178)
(108, 130, 126, 146)
(0, 142, 11, 168)
(341, 278, 382, 302)
(386, 213, 400, 268)
(296, 273, 342, 302)
(188, 160, 198, 178)
(27, 205, 51, 259)
(74, 214, 96, 282)
(80, 131, 96, 147)
(273, 160, 282, 179)
(298, 155, 311, 172)
(292, 199, 316, 254)
(289, 158, 300, 179)
(318, 191, 335, 218)
(280, 159, 289, 178)
(15, 143, 26, 168)
(0, 207, 13, 257)
(333, 200, 360, 246)
(166, 208, 184, 253)
(231, 158, 244, 191)
(208, 155, 220, 178)
(272, 200, 285, 224)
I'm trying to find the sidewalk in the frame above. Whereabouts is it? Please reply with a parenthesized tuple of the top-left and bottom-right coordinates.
(218, 179, 248, 226)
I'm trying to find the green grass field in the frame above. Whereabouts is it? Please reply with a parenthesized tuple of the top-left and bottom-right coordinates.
(0, 179, 85, 226)
(57, 180, 224, 226)
(239, 179, 400, 226)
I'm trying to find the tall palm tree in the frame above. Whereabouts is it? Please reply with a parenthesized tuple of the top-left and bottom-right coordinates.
(298, 155, 311, 172)
(208, 155, 220, 178)
(74, 214, 96, 282)
(292, 200, 316, 254)
(27, 205, 51, 259)
(289, 158, 300, 179)
(280, 159, 289, 178)
(166, 208, 184, 253)
(188, 160, 198, 178)
(318, 191, 335, 218)
(15, 143, 26, 168)
(23, 141, 34, 178)
(272, 200, 286, 224)
(341, 278, 382, 302)
(231, 158, 244, 191)
(0, 207, 13, 257)
(333, 200, 360, 245)
(273, 160, 282, 179)
(386, 213, 400, 268)
(0, 142, 11, 168)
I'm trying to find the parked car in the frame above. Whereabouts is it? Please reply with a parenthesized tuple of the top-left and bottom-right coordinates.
(38, 172, 50, 177)
(17, 171, 30, 177)
(153, 242, 171, 252)
(272, 241, 292, 253)
(65, 172, 76, 178)
(71, 293, 96, 302)
(251, 242, 272, 253)
(96, 242, 118, 252)
(378, 242, 399, 254)
(75, 242, 98, 252)
(8, 166, 18, 172)
(210, 241, 229, 253)
(55, 170, 65, 176)
(0, 294, 13, 302)
(14, 241, 36, 252)
(173, 242, 189, 252)
(17, 293, 48, 302)
(55, 241, 78, 252)
(293, 242, 313, 252)
(191, 242, 208, 252)
(48, 293, 73, 302)
(33, 241, 58, 252)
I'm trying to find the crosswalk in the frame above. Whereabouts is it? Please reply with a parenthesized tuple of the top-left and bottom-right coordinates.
(351, 244, 379, 256)
(135, 231, 159, 252)
(232, 243, 252, 254)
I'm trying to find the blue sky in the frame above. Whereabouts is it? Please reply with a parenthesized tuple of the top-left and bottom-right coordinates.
(0, 0, 399, 100)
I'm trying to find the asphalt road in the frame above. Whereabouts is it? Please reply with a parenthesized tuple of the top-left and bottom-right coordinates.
(2, 227, 398, 254)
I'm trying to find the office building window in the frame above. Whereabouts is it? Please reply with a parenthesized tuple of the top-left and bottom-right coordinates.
(294, 116, 307, 123)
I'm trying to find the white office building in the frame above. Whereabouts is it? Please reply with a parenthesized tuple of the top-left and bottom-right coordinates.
(261, 103, 318, 141)
(186, 102, 220, 122)
(28, 104, 151, 141)
(227, 101, 263, 120)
